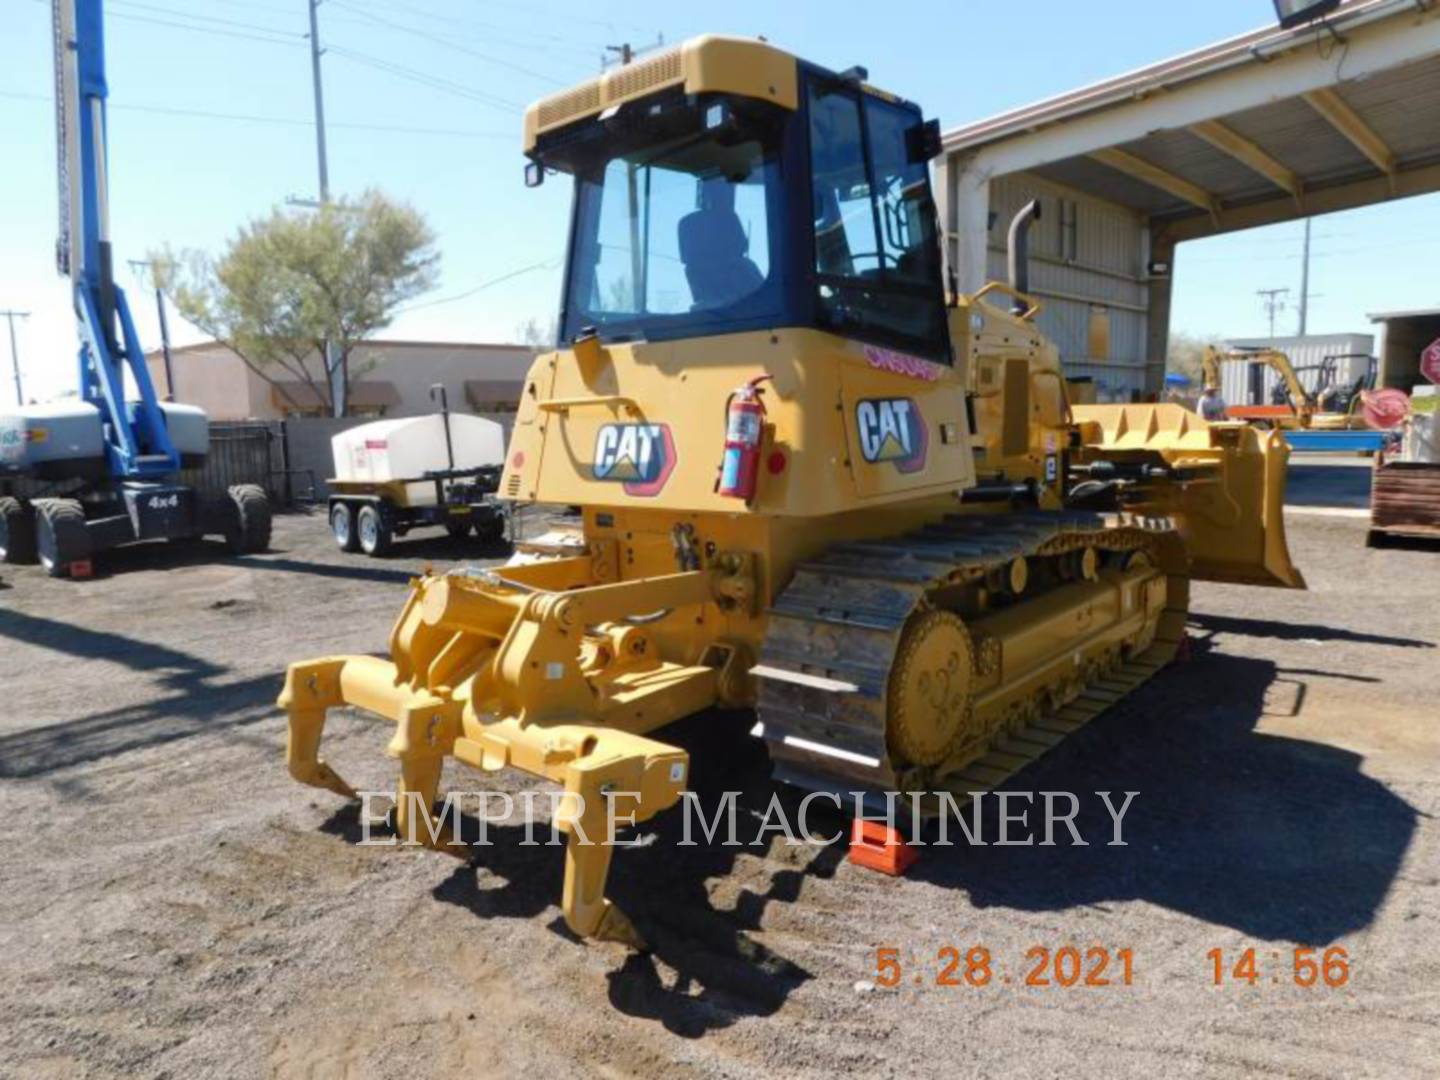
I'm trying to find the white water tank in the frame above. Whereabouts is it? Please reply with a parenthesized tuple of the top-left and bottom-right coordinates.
(330, 413, 505, 506)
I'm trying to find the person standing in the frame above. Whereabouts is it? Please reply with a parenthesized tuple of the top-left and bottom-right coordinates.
(1199, 385, 1229, 422)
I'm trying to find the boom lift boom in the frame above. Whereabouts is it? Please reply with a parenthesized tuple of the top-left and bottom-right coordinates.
(0, 0, 271, 576)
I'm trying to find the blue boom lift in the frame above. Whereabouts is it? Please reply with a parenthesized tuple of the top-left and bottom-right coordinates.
(0, 0, 271, 577)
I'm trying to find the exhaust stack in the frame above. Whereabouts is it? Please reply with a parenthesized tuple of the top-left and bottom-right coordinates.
(1007, 199, 1042, 315)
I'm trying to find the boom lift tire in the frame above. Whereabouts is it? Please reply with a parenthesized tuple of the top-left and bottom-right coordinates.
(34, 498, 90, 578)
(225, 484, 272, 555)
(356, 503, 393, 557)
(330, 501, 360, 552)
(0, 497, 38, 564)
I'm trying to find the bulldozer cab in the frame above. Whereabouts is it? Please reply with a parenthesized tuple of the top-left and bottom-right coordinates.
(528, 59, 950, 364)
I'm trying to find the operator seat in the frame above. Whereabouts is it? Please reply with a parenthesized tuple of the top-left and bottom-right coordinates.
(677, 208, 764, 310)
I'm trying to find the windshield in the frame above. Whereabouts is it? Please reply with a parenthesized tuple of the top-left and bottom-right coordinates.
(561, 105, 787, 343)
(808, 82, 947, 359)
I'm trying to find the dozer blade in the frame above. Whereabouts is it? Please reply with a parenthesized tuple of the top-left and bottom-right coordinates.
(1075, 403, 1305, 590)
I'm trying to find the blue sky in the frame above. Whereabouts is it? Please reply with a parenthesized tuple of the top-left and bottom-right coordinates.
(2, 0, 1437, 403)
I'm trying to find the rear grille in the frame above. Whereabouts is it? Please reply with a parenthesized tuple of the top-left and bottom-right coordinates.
(534, 47, 683, 134)
(536, 83, 601, 130)
(608, 49, 681, 100)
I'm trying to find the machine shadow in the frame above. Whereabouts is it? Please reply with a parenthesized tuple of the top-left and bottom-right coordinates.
(1188, 610, 1435, 650)
(322, 711, 823, 1036)
(313, 644, 1416, 1029)
(0, 609, 280, 777)
(914, 642, 1419, 944)
(0, 671, 280, 778)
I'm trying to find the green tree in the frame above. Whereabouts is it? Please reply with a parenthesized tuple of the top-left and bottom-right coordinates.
(514, 316, 558, 349)
(152, 190, 439, 416)
(1167, 331, 1220, 389)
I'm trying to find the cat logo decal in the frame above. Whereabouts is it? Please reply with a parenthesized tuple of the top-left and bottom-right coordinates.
(592, 423, 677, 496)
(855, 398, 927, 474)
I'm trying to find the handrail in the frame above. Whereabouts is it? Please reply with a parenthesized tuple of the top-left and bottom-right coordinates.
(971, 281, 1043, 321)
(537, 395, 640, 416)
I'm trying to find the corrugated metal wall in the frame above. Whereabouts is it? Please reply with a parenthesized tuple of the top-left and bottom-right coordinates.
(1219, 334, 1374, 405)
(986, 174, 1150, 401)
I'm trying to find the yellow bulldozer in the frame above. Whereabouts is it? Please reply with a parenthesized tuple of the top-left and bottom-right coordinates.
(280, 36, 1303, 949)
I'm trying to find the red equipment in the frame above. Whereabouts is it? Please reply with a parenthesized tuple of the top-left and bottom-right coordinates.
(717, 375, 772, 500)
(1361, 388, 1410, 430)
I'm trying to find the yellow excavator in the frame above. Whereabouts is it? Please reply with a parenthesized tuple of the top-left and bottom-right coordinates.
(280, 36, 1303, 949)
(1201, 345, 1372, 431)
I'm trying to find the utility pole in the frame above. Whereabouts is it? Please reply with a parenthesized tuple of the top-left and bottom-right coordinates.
(1297, 218, 1311, 336)
(307, 0, 331, 203)
(305, 0, 344, 417)
(1, 310, 28, 406)
(1257, 288, 1289, 340)
(128, 260, 175, 399)
(603, 36, 664, 69)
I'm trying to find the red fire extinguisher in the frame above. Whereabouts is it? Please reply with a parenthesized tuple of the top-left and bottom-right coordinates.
(718, 374, 772, 501)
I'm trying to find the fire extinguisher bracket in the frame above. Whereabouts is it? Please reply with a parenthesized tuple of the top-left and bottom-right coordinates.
(717, 375, 773, 502)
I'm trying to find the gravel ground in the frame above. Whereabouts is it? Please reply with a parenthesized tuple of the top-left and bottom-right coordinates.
(1, 504, 1437, 1079)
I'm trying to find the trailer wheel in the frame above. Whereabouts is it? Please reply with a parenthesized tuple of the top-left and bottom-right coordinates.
(225, 485, 272, 554)
(444, 519, 471, 540)
(0, 497, 38, 565)
(330, 501, 360, 552)
(475, 516, 507, 545)
(34, 498, 91, 578)
(357, 503, 393, 556)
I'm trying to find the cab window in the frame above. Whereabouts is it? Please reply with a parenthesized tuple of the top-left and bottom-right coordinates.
(807, 79, 948, 360)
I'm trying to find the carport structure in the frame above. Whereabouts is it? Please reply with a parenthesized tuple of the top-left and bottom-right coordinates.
(935, 0, 1440, 399)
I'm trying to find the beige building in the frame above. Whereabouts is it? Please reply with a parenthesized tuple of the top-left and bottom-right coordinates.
(145, 339, 536, 420)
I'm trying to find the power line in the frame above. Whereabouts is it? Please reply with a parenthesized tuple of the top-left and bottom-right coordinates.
(108, 0, 302, 38)
(327, 45, 521, 112)
(182, 0, 307, 17)
(104, 10, 306, 47)
(400, 257, 564, 313)
(0, 89, 508, 139)
(483, 0, 653, 35)
(336, 0, 620, 58)
(328, 0, 569, 87)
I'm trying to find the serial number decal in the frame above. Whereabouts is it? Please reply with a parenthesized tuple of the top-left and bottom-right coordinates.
(592, 422, 677, 497)
(874, 945, 1135, 989)
(862, 344, 942, 382)
(855, 398, 927, 474)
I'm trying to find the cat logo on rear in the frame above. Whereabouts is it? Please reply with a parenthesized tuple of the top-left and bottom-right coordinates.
(593, 423, 677, 496)
(855, 398, 927, 474)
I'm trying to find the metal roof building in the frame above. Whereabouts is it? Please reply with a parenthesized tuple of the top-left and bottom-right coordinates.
(934, 0, 1440, 400)
(1367, 306, 1440, 387)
